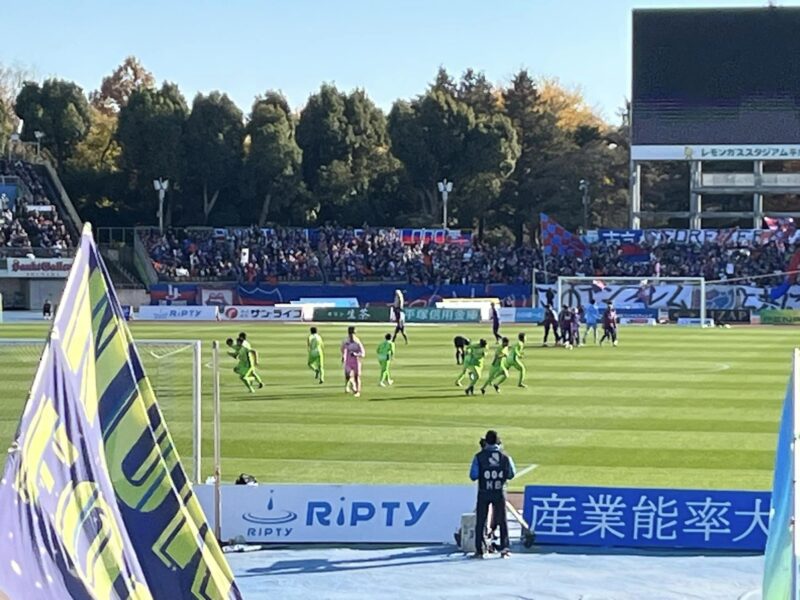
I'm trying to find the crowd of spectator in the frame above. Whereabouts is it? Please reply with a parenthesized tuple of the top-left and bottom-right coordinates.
(0, 159, 74, 255)
(143, 225, 800, 286)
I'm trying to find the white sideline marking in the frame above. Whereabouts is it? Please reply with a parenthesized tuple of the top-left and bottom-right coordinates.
(515, 464, 538, 479)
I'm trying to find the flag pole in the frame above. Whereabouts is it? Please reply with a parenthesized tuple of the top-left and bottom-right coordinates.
(212, 340, 222, 542)
(539, 215, 548, 291)
(793, 347, 800, 599)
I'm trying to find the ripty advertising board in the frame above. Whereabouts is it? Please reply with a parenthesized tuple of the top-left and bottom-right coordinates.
(194, 484, 474, 544)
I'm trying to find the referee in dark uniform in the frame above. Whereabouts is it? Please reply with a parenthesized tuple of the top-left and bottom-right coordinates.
(469, 429, 516, 558)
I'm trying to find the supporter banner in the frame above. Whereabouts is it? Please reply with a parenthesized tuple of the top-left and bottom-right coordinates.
(149, 283, 200, 305)
(137, 305, 219, 321)
(0, 257, 73, 278)
(157, 280, 800, 312)
(556, 281, 800, 312)
(759, 309, 800, 325)
(593, 228, 797, 246)
(399, 228, 472, 246)
(313, 306, 392, 322)
(201, 287, 235, 306)
(404, 307, 481, 323)
(222, 306, 303, 321)
(194, 484, 474, 544)
(668, 309, 751, 323)
(523, 485, 769, 551)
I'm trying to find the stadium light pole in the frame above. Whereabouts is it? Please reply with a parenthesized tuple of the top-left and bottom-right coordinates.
(153, 178, 169, 234)
(579, 179, 590, 231)
(437, 178, 453, 230)
(33, 131, 44, 157)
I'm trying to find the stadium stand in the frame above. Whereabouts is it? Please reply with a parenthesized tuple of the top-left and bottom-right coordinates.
(0, 159, 75, 256)
(141, 225, 798, 286)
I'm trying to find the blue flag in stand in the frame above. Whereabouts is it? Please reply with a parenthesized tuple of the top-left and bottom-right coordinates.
(0, 224, 240, 599)
(763, 376, 797, 599)
(540, 213, 590, 258)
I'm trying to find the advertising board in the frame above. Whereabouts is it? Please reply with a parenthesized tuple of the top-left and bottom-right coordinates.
(194, 484, 474, 544)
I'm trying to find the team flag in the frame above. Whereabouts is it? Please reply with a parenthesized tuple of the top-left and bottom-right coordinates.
(762, 361, 798, 599)
(769, 249, 800, 301)
(591, 279, 607, 293)
(0, 224, 240, 599)
(540, 213, 590, 258)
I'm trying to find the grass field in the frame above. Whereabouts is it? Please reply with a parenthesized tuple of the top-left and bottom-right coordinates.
(0, 321, 794, 492)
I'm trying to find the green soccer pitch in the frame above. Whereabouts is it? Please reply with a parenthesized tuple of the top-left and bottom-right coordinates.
(0, 322, 793, 492)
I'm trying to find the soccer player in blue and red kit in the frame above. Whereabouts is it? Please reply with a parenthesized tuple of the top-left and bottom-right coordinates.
(490, 303, 501, 343)
(600, 302, 619, 347)
(542, 305, 560, 347)
(559, 305, 573, 348)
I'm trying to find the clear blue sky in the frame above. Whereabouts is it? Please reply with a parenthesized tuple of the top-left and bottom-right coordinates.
(4, 0, 799, 123)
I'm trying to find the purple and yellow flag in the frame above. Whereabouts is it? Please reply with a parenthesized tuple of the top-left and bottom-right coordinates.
(0, 224, 240, 599)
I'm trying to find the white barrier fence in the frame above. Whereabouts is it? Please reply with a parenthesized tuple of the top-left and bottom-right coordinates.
(194, 484, 474, 544)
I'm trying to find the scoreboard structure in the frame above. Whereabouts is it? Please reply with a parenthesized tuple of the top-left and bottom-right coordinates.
(630, 7, 800, 228)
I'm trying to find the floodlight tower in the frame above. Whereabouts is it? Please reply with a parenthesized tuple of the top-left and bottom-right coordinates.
(153, 178, 169, 234)
(437, 178, 453, 230)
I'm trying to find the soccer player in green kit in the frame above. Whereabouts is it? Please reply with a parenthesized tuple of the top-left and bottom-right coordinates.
(377, 333, 396, 386)
(463, 339, 488, 396)
(307, 326, 325, 384)
(508, 332, 527, 388)
(481, 337, 510, 395)
(226, 334, 263, 392)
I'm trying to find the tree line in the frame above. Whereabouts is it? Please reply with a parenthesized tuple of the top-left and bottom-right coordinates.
(0, 56, 688, 240)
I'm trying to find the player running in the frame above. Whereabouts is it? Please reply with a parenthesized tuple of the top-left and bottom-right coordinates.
(392, 306, 408, 344)
(481, 337, 510, 395)
(341, 326, 366, 397)
(226, 335, 263, 393)
(462, 339, 488, 395)
(377, 333, 396, 386)
(490, 303, 502, 343)
(454, 335, 471, 364)
(508, 332, 527, 388)
(599, 302, 619, 347)
(307, 326, 325, 384)
(583, 299, 600, 345)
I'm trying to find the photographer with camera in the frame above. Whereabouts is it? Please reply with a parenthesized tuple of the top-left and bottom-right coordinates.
(469, 430, 516, 558)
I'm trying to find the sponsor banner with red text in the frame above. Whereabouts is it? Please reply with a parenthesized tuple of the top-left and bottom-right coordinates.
(221, 306, 303, 321)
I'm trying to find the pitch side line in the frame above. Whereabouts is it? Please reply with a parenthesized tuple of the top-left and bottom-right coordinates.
(515, 464, 538, 479)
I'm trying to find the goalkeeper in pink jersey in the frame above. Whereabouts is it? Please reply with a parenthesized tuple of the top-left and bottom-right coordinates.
(341, 326, 366, 397)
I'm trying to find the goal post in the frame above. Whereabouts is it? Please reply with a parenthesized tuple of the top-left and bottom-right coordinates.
(0, 337, 205, 483)
(556, 276, 708, 326)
